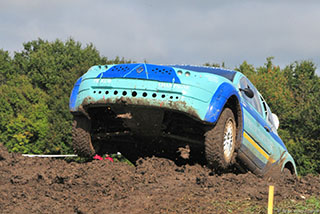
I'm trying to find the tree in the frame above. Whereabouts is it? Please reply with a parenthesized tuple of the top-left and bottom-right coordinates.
(1, 38, 132, 154)
(282, 61, 320, 174)
(204, 62, 226, 68)
(0, 76, 50, 153)
(0, 49, 13, 85)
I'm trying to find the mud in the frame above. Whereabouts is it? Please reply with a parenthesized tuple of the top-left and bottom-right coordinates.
(0, 143, 319, 214)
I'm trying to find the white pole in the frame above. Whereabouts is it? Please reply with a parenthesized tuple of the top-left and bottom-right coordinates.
(22, 154, 78, 158)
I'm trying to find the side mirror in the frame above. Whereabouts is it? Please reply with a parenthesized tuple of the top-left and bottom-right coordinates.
(272, 113, 280, 130)
(239, 88, 254, 98)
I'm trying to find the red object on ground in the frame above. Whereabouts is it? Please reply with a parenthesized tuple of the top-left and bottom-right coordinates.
(105, 156, 114, 162)
(93, 154, 103, 160)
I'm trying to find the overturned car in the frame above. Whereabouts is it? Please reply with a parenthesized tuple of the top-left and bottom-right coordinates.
(69, 63, 297, 176)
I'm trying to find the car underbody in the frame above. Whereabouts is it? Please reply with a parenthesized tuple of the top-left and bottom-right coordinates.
(80, 101, 209, 147)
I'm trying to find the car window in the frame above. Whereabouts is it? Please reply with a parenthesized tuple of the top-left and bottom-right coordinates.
(266, 104, 276, 129)
(240, 77, 263, 115)
(260, 95, 277, 132)
(260, 96, 268, 119)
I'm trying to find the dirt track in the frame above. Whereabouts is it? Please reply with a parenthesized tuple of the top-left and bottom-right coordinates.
(0, 143, 319, 214)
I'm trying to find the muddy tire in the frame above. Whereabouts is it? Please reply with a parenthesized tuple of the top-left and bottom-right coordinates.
(282, 168, 297, 180)
(205, 107, 237, 171)
(283, 168, 291, 176)
(72, 115, 95, 157)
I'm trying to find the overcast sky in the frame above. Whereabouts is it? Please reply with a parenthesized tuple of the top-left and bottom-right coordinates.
(1, 0, 320, 73)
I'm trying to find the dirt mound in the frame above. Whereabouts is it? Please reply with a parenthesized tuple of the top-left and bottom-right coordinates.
(0, 144, 319, 214)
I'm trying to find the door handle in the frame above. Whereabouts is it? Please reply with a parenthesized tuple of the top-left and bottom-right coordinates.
(264, 126, 270, 132)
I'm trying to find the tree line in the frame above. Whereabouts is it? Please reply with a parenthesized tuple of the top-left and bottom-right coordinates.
(0, 39, 319, 175)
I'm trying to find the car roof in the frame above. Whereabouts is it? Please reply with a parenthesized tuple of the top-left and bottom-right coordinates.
(170, 65, 237, 82)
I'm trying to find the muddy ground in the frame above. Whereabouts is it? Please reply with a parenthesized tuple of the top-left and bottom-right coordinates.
(0, 143, 319, 214)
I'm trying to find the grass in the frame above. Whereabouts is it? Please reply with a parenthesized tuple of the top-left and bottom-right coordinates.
(274, 197, 320, 213)
(109, 153, 135, 166)
(210, 196, 320, 213)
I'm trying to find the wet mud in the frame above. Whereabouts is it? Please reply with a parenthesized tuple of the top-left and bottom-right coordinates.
(0, 143, 319, 214)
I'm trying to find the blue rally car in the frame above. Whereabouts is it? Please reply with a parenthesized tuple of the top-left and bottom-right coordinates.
(70, 63, 297, 176)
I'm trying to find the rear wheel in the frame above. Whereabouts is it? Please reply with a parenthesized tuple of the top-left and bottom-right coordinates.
(72, 115, 95, 157)
(282, 168, 296, 180)
(205, 107, 237, 171)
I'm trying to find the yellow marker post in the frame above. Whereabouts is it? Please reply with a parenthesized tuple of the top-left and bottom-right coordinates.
(268, 185, 274, 214)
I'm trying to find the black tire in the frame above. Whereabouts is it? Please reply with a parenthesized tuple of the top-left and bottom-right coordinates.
(72, 115, 95, 157)
(205, 107, 237, 171)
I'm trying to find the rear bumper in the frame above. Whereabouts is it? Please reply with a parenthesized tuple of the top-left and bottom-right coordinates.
(71, 78, 213, 121)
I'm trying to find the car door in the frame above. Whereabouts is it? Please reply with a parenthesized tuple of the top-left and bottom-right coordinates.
(259, 96, 288, 165)
(239, 77, 275, 169)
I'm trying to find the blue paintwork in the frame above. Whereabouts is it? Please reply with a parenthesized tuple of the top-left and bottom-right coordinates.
(270, 132, 287, 151)
(170, 65, 236, 82)
(204, 82, 240, 123)
(241, 103, 287, 151)
(69, 77, 82, 111)
(69, 63, 297, 175)
(241, 106, 273, 163)
(97, 64, 181, 84)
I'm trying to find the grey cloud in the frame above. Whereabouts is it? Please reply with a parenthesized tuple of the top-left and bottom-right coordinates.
(0, 0, 320, 74)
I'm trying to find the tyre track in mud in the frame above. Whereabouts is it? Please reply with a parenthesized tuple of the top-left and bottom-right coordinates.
(0, 144, 319, 214)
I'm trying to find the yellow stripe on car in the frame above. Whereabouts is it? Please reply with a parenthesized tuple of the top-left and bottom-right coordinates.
(243, 132, 275, 163)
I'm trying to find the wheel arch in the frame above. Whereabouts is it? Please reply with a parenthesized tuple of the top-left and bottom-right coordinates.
(283, 161, 297, 175)
(224, 95, 243, 151)
(69, 77, 83, 112)
(204, 83, 243, 150)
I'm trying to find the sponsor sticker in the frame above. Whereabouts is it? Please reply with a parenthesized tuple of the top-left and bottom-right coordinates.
(158, 82, 190, 90)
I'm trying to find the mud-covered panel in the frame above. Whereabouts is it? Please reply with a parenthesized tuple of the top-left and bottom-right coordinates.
(80, 96, 202, 121)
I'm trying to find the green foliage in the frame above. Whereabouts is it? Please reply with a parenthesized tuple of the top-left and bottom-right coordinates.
(204, 62, 226, 68)
(110, 153, 134, 166)
(10, 38, 110, 154)
(0, 75, 50, 153)
(0, 38, 132, 155)
(0, 49, 13, 85)
(13, 38, 107, 91)
(235, 60, 255, 77)
(282, 61, 320, 175)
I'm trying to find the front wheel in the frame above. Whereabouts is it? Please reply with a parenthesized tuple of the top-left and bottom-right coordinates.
(205, 107, 237, 171)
